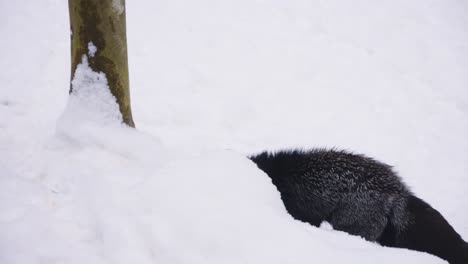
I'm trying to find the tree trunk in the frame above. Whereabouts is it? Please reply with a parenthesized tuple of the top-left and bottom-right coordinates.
(68, 0, 135, 127)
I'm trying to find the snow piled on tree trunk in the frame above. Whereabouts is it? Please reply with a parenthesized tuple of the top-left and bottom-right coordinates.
(62, 54, 122, 125)
(56, 53, 130, 149)
(87, 42, 97, 57)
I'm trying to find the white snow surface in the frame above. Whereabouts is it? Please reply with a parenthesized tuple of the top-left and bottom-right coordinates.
(1, 0, 468, 263)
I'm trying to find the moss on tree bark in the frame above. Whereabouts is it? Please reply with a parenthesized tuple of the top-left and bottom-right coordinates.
(69, 0, 135, 127)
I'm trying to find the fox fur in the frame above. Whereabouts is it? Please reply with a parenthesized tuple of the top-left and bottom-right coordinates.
(250, 149, 468, 264)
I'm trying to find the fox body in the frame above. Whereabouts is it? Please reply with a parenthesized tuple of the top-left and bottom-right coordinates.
(250, 149, 468, 264)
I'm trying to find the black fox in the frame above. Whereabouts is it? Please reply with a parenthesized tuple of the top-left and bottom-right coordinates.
(250, 149, 468, 264)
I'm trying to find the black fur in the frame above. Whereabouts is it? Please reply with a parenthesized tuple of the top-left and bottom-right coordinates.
(249, 149, 468, 264)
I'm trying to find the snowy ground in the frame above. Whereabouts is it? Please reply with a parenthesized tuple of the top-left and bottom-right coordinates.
(1, 0, 468, 263)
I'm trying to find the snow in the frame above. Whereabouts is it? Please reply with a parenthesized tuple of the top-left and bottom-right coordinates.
(65, 54, 121, 124)
(87, 42, 97, 57)
(1, 0, 467, 263)
(112, 0, 125, 15)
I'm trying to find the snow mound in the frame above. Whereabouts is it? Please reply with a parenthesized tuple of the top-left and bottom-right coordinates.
(0, 122, 444, 264)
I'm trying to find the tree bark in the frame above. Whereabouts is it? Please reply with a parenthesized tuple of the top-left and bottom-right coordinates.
(69, 0, 135, 127)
